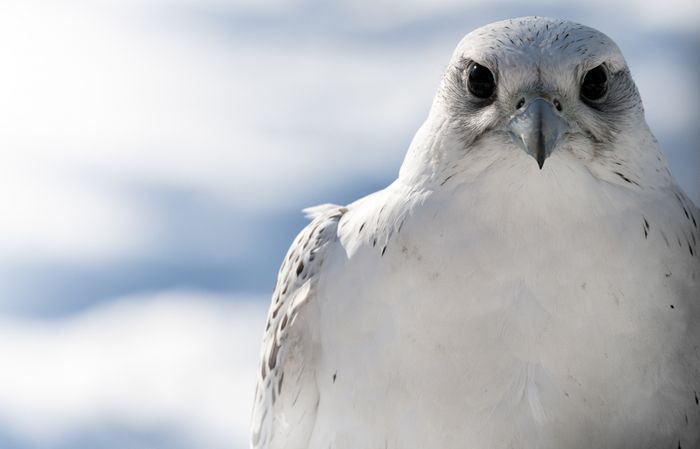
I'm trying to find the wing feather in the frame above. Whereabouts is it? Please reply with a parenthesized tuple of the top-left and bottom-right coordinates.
(250, 204, 346, 449)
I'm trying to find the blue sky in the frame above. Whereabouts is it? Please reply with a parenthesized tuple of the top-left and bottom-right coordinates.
(0, 1, 698, 448)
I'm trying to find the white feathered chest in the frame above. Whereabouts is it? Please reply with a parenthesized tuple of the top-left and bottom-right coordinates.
(312, 161, 700, 449)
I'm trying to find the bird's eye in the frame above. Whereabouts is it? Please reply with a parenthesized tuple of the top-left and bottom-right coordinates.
(581, 64, 608, 101)
(467, 63, 495, 99)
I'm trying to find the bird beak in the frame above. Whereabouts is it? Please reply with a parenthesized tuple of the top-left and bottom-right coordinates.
(507, 97, 570, 169)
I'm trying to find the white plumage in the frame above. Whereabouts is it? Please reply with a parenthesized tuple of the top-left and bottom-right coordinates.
(251, 17, 700, 449)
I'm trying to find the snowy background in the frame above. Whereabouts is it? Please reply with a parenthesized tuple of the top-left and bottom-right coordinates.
(0, 1, 698, 448)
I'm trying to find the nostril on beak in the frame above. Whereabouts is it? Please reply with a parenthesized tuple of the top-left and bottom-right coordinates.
(507, 96, 571, 170)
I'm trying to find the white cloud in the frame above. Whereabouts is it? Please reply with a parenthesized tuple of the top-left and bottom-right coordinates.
(620, 0, 700, 31)
(336, 0, 700, 32)
(0, 291, 268, 449)
(633, 57, 697, 133)
(0, 1, 432, 198)
(0, 163, 157, 262)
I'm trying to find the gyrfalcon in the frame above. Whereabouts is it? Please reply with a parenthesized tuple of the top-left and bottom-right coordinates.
(251, 17, 700, 449)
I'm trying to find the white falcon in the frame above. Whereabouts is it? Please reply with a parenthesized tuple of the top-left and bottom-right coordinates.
(251, 17, 700, 449)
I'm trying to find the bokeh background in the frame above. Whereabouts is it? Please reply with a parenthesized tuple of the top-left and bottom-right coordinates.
(0, 1, 698, 448)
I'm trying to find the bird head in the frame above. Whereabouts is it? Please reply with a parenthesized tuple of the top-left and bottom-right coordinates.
(399, 17, 671, 190)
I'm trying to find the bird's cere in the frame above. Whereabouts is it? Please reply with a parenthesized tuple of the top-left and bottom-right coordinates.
(507, 97, 571, 169)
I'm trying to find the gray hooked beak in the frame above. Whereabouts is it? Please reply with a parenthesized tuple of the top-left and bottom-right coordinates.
(507, 97, 570, 169)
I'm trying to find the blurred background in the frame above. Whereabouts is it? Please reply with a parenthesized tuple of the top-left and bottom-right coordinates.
(0, 0, 697, 448)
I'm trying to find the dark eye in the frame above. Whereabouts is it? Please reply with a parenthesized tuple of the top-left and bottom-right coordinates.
(581, 64, 608, 101)
(467, 63, 495, 99)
